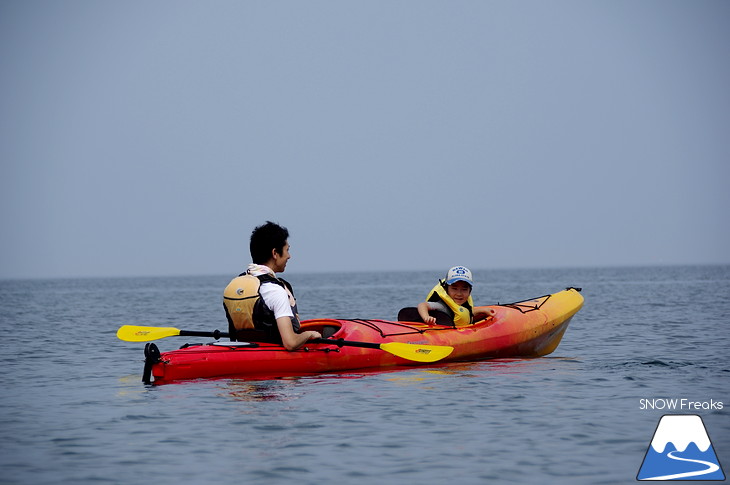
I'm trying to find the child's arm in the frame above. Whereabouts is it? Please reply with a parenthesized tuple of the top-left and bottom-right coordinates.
(417, 302, 437, 324)
(473, 305, 496, 318)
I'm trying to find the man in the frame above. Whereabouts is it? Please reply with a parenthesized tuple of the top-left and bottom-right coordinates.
(223, 221, 321, 350)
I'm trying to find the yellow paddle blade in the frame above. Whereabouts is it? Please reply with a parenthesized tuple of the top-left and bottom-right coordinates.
(117, 325, 182, 342)
(380, 342, 454, 363)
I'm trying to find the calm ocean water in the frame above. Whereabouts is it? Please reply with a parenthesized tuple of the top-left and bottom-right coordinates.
(1, 266, 728, 484)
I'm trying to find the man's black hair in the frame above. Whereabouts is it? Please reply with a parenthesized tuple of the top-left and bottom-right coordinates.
(250, 221, 289, 264)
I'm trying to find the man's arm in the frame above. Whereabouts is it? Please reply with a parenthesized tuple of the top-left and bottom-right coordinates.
(276, 317, 321, 351)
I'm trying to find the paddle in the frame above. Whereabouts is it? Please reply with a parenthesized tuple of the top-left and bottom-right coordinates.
(311, 338, 452, 363)
(116, 325, 453, 363)
(117, 325, 228, 342)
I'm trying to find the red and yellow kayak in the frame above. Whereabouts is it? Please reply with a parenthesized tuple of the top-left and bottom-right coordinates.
(139, 287, 583, 384)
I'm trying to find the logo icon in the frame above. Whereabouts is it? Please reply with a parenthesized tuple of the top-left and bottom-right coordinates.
(637, 414, 725, 481)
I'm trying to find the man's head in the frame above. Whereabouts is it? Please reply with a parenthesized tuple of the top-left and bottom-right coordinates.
(250, 221, 290, 271)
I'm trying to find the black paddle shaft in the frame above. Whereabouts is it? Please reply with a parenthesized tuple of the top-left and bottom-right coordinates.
(172, 333, 380, 349)
(179, 329, 230, 340)
(312, 338, 381, 349)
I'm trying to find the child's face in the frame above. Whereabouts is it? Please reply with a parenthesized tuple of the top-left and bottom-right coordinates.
(447, 281, 472, 305)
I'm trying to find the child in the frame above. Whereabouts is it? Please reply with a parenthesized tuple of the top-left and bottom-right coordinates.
(408, 266, 495, 326)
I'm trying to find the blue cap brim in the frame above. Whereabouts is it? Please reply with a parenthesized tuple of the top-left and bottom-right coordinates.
(446, 277, 472, 286)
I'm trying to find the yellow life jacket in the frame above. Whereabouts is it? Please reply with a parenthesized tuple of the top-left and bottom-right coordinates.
(426, 280, 474, 327)
(222, 274, 262, 331)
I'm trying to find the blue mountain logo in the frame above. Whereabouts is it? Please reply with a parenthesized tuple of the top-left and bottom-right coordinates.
(637, 414, 725, 481)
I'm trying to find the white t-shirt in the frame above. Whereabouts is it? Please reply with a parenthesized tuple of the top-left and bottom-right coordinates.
(259, 282, 295, 320)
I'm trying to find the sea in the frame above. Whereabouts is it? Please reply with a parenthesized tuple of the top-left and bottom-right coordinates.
(0, 265, 728, 485)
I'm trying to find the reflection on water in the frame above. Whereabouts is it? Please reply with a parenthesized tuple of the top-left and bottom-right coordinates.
(380, 357, 582, 387)
(212, 357, 583, 397)
(222, 378, 306, 402)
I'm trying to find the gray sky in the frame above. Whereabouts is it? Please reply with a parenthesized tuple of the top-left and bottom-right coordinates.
(2, 1, 729, 279)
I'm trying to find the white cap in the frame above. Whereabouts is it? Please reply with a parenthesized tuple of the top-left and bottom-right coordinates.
(445, 266, 473, 286)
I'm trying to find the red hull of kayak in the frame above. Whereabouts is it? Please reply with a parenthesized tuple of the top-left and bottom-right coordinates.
(149, 287, 583, 383)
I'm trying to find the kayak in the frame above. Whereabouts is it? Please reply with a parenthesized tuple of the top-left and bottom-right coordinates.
(139, 287, 583, 384)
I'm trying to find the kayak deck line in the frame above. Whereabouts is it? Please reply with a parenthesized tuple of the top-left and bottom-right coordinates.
(495, 287, 582, 313)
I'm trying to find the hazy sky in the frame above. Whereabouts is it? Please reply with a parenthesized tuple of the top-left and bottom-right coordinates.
(1, 1, 729, 279)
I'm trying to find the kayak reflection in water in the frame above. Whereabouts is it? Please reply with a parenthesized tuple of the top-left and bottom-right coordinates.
(400, 266, 496, 326)
(223, 221, 322, 350)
